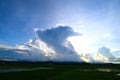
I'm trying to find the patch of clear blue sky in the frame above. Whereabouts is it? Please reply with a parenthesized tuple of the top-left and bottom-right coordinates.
(0, 0, 120, 48)
(0, 0, 57, 45)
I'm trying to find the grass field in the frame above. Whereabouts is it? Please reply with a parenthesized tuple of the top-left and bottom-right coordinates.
(0, 62, 120, 80)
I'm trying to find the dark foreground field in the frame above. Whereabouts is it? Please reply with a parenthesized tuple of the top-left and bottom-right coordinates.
(0, 62, 120, 80)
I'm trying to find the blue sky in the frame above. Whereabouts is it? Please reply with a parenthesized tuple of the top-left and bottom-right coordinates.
(0, 0, 120, 62)
(0, 0, 120, 54)
(0, 0, 57, 45)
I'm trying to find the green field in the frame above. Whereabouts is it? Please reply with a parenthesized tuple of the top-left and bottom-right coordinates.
(0, 62, 120, 80)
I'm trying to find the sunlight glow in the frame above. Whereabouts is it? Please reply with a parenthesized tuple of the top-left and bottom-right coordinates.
(67, 36, 95, 54)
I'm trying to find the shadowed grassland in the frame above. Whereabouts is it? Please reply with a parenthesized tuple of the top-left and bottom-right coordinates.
(0, 62, 120, 80)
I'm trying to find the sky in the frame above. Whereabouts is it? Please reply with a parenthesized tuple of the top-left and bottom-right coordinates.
(0, 0, 120, 63)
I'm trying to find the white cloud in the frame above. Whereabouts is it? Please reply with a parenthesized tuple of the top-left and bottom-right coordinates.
(14, 50, 28, 55)
(36, 26, 82, 61)
(55, 24, 65, 27)
(91, 47, 120, 63)
(17, 44, 29, 50)
(0, 25, 120, 63)
(0, 26, 82, 62)
(77, 20, 85, 28)
(97, 47, 115, 61)
(93, 53, 110, 63)
(103, 33, 112, 39)
(33, 28, 39, 32)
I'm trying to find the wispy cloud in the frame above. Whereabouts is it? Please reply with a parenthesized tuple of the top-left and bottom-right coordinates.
(103, 33, 112, 39)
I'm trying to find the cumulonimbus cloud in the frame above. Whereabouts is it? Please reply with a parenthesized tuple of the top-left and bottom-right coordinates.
(0, 25, 120, 63)
(36, 26, 81, 61)
(0, 26, 82, 62)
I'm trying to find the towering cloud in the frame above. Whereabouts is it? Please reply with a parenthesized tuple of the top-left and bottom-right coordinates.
(36, 26, 81, 61)
(97, 47, 115, 61)
(0, 25, 120, 63)
(91, 47, 119, 63)
(0, 26, 82, 62)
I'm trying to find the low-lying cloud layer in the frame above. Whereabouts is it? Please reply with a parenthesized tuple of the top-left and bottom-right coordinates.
(0, 26, 120, 63)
